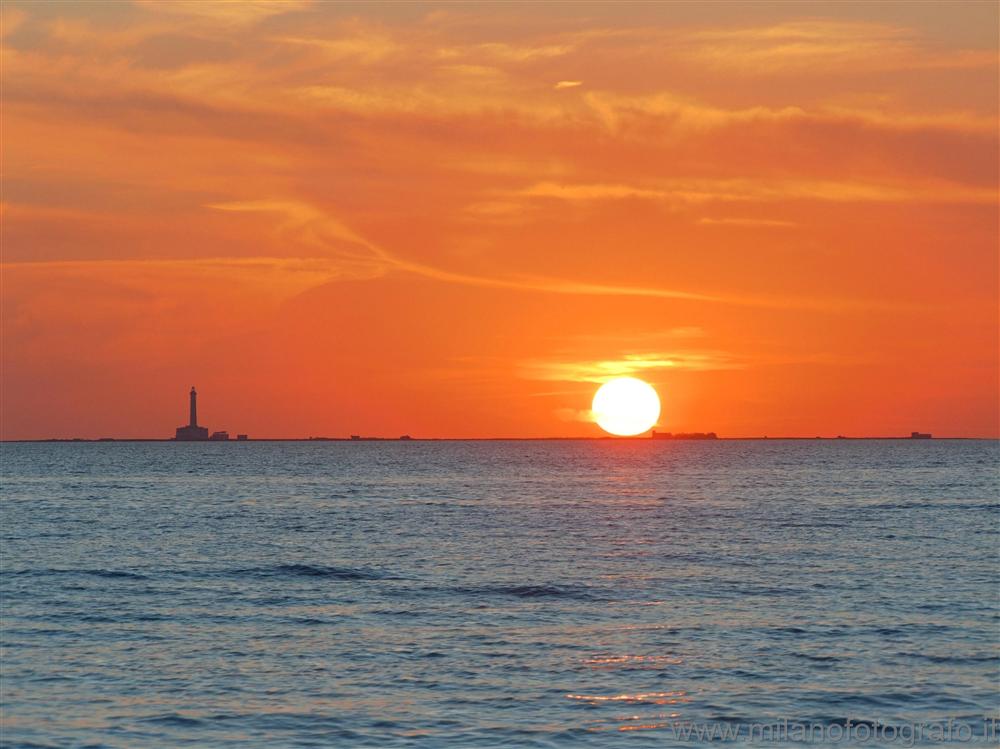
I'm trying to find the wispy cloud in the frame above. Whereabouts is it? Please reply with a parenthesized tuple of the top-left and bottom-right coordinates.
(677, 20, 999, 74)
(437, 41, 576, 62)
(2, 197, 863, 311)
(512, 178, 998, 205)
(521, 351, 744, 383)
(277, 32, 399, 64)
(4, 197, 906, 312)
(133, 0, 312, 26)
(4, 256, 366, 298)
(581, 89, 997, 136)
(514, 182, 667, 200)
(206, 201, 746, 305)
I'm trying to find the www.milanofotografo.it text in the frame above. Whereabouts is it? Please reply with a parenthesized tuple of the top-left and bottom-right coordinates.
(651, 717, 999, 744)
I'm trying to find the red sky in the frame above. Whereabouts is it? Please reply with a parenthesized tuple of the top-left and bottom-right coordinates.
(2, 1, 998, 439)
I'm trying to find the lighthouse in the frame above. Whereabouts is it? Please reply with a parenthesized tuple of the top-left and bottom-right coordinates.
(189, 386, 199, 427)
(175, 386, 209, 441)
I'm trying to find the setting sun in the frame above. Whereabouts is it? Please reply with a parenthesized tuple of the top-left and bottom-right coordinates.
(592, 378, 661, 436)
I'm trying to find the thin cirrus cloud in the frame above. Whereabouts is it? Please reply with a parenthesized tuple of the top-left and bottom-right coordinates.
(277, 34, 401, 64)
(132, 0, 312, 26)
(509, 178, 998, 205)
(16, 14, 985, 143)
(580, 90, 997, 136)
(3, 12, 992, 154)
(1, 196, 884, 313)
(203, 200, 896, 311)
(439, 41, 576, 62)
(206, 201, 735, 305)
(520, 352, 744, 384)
(675, 20, 999, 73)
(4, 256, 351, 301)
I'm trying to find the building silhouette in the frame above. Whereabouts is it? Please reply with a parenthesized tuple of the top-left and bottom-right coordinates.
(175, 387, 209, 441)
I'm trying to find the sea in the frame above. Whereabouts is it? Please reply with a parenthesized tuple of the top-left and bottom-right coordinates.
(1, 440, 998, 747)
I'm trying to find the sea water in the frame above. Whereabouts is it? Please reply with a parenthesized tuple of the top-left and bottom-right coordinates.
(2, 440, 998, 747)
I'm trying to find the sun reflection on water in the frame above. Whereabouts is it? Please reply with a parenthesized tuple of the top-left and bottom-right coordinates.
(584, 654, 684, 668)
(566, 690, 689, 705)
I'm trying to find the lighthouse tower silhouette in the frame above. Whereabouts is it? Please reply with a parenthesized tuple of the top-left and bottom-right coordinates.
(175, 386, 209, 441)
(189, 386, 198, 427)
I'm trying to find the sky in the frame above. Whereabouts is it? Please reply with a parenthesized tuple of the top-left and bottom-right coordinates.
(2, 0, 998, 439)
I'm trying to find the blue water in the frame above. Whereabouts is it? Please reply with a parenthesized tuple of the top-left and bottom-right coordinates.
(2, 441, 998, 747)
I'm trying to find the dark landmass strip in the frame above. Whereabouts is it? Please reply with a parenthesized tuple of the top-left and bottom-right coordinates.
(7, 435, 994, 444)
(651, 431, 718, 440)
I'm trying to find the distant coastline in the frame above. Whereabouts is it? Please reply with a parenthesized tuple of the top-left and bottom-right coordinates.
(10, 388, 984, 442)
(3, 436, 995, 443)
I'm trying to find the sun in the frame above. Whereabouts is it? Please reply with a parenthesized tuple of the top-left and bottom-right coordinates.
(592, 377, 661, 436)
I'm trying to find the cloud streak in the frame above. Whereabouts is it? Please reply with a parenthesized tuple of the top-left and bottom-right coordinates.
(204, 200, 900, 311)
(521, 351, 744, 383)
(209, 201, 729, 303)
(511, 178, 998, 206)
(133, 0, 313, 26)
(2, 195, 918, 313)
(679, 20, 999, 74)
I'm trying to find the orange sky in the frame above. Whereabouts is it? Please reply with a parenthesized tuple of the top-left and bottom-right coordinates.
(2, 1, 998, 439)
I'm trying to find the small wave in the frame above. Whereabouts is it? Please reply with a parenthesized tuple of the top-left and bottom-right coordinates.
(369, 608, 423, 617)
(393, 580, 602, 600)
(774, 626, 810, 635)
(459, 583, 602, 600)
(85, 569, 150, 580)
(808, 691, 981, 711)
(502, 584, 583, 598)
(862, 500, 1000, 512)
(231, 564, 393, 581)
(900, 651, 999, 664)
(142, 713, 205, 727)
(6, 568, 149, 580)
(791, 652, 840, 663)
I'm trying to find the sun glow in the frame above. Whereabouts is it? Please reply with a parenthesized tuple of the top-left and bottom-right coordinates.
(592, 377, 661, 436)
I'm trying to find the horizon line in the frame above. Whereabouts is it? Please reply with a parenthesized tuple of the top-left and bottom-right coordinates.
(3, 436, 997, 443)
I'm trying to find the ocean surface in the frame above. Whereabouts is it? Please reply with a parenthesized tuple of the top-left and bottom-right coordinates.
(1, 440, 998, 747)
